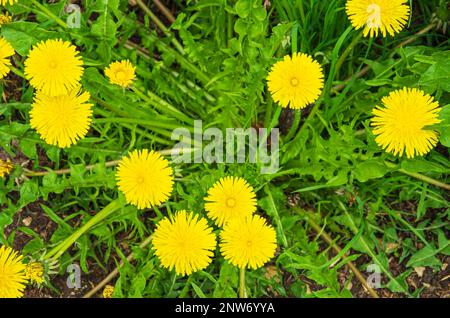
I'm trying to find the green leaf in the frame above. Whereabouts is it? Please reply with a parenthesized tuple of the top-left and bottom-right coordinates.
(129, 273, 146, 298)
(213, 262, 237, 298)
(419, 54, 450, 92)
(19, 181, 39, 207)
(406, 245, 441, 268)
(1, 21, 57, 56)
(401, 158, 448, 174)
(354, 160, 390, 182)
(191, 282, 207, 298)
(20, 139, 37, 159)
(22, 237, 45, 254)
(365, 79, 392, 86)
(235, 0, 252, 18)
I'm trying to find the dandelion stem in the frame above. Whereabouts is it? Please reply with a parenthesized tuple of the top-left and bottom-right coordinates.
(383, 161, 450, 191)
(398, 169, 450, 191)
(239, 267, 247, 298)
(29, 0, 68, 29)
(284, 111, 301, 141)
(44, 199, 122, 260)
(263, 185, 289, 248)
(261, 106, 282, 144)
(335, 31, 363, 77)
(179, 275, 194, 298)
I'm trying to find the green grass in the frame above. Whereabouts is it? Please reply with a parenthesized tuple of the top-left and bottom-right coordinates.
(0, 0, 449, 298)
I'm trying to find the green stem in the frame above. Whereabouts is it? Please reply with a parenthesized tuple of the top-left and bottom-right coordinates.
(261, 106, 282, 144)
(384, 161, 450, 191)
(29, 0, 68, 28)
(239, 267, 247, 298)
(179, 275, 194, 298)
(263, 99, 273, 129)
(295, 100, 321, 138)
(284, 111, 301, 141)
(335, 31, 363, 78)
(263, 185, 289, 248)
(398, 168, 450, 191)
(44, 199, 122, 260)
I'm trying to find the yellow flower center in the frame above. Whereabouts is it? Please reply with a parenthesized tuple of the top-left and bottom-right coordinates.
(290, 77, 299, 87)
(246, 240, 253, 247)
(49, 61, 57, 69)
(225, 198, 236, 208)
(136, 176, 145, 184)
(116, 70, 126, 81)
(366, 4, 382, 28)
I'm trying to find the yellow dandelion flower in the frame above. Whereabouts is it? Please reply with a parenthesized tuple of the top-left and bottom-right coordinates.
(0, 37, 14, 80)
(152, 210, 217, 276)
(204, 176, 257, 227)
(24, 262, 44, 284)
(116, 149, 174, 209)
(30, 89, 93, 148)
(0, 245, 27, 298)
(267, 53, 324, 109)
(0, 13, 12, 26)
(104, 60, 136, 88)
(0, 0, 18, 6)
(103, 285, 114, 298)
(0, 158, 13, 178)
(220, 215, 277, 270)
(346, 0, 410, 37)
(371, 87, 441, 158)
(24, 39, 83, 96)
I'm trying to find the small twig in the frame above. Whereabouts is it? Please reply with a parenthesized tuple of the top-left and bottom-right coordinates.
(135, 0, 184, 54)
(23, 160, 120, 177)
(22, 148, 188, 177)
(153, 0, 175, 23)
(83, 235, 153, 298)
(294, 207, 380, 298)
